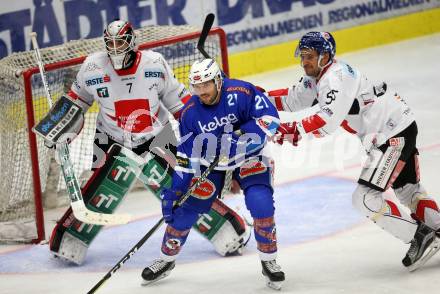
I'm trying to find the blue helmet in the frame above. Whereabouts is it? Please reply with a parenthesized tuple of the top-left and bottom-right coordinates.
(295, 32, 336, 59)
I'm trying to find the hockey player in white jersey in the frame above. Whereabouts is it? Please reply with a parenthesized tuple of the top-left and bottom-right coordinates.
(43, 20, 249, 264)
(268, 31, 440, 271)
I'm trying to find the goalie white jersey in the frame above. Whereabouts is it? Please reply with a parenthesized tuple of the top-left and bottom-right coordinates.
(267, 60, 415, 146)
(69, 50, 189, 147)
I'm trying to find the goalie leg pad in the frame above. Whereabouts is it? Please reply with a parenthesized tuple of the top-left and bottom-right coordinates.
(352, 184, 417, 243)
(49, 144, 147, 264)
(197, 199, 251, 256)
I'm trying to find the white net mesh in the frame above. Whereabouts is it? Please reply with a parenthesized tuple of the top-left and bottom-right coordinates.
(0, 25, 227, 243)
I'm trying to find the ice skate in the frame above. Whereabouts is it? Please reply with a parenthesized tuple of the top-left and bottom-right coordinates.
(261, 260, 285, 290)
(402, 223, 440, 271)
(141, 258, 175, 285)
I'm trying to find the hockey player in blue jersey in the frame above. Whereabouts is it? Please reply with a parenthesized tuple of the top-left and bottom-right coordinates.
(141, 59, 285, 290)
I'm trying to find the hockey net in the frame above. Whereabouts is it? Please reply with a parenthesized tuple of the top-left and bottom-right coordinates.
(0, 25, 229, 243)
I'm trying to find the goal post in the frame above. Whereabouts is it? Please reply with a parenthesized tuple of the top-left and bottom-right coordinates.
(0, 25, 229, 244)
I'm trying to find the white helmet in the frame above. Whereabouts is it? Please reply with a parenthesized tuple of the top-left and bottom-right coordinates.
(189, 59, 222, 87)
(104, 20, 137, 70)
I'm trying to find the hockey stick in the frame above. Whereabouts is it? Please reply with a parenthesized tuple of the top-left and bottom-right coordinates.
(87, 156, 221, 294)
(197, 13, 215, 59)
(30, 32, 131, 226)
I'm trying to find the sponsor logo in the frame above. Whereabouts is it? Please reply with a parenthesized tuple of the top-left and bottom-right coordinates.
(148, 82, 159, 91)
(97, 87, 109, 98)
(85, 62, 100, 72)
(346, 64, 355, 75)
(198, 113, 239, 133)
(193, 75, 201, 81)
(386, 118, 396, 130)
(190, 177, 216, 199)
(258, 118, 270, 129)
(176, 156, 189, 168)
(144, 71, 165, 79)
(239, 160, 267, 178)
(85, 75, 111, 86)
(73, 80, 81, 90)
(321, 106, 334, 116)
(226, 86, 250, 95)
(165, 238, 181, 250)
(389, 137, 401, 147)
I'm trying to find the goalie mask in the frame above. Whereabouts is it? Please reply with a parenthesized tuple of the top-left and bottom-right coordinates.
(104, 20, 137, 70)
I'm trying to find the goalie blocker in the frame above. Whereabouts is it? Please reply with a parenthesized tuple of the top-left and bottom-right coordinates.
(50, 143, 250, 264)
(33, 95, 84, 148)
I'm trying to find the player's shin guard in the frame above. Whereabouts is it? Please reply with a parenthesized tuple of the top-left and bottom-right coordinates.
(160, 225, 190, 257)
(254, 216, 284, 290)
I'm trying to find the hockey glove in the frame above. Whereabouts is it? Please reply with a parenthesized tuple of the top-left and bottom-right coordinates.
(160, 188, 182, 223)
(274, 122, 301, 146)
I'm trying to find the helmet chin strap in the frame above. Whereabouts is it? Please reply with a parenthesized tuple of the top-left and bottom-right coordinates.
(317, 54, 333, 71)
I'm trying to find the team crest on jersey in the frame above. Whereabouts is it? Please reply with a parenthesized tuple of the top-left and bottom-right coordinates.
(85, 75, 111, 86)
(190, 177, 216, 199)
(303, 79, 312, 89)
(97, 87, 109, 98)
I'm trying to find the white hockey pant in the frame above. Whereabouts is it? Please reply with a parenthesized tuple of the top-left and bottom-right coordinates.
(394, 182, 440, 231)
(352, 184, 417, 243)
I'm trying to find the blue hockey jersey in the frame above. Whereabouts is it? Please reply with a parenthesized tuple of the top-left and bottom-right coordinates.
(171, 77, 279, 191)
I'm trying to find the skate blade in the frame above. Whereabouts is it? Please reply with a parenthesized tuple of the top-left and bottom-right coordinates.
(265, 276, 283, 290)
(141, 272, 171, 286)
(408, 238, 440, 272)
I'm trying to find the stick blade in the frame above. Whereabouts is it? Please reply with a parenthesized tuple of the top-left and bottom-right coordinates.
(197, 13, 215, 59)
(72, 202, 131, 225)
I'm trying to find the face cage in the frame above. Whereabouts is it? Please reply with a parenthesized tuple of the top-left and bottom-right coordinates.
(104, 34, 134, 56)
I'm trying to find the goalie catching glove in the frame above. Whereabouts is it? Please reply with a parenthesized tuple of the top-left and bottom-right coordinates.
(33, 94, 84, 148)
